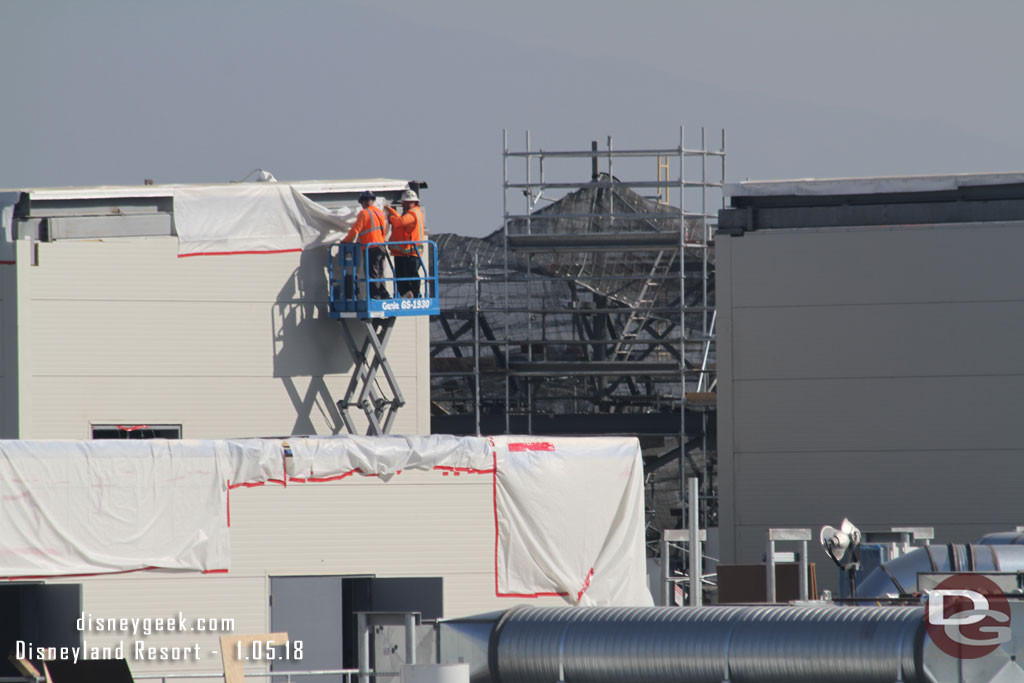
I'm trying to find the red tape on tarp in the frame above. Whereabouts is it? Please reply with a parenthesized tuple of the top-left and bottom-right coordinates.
(507, 442, 555, 452)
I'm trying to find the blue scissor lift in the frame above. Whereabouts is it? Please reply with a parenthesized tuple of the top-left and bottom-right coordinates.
(328, 240, 440, 434)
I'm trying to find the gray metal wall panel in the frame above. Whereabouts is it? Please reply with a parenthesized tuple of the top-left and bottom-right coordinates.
(733, 302, 1024, 379)
(716, 237, 738, 561)
(733, 451, 1024, 526)
(733, 375, 1024, 453)
(48, 214, 172, 239)
(729, 222, 1024, 308)
(270, 576, 345, 681)
(719, 218, 1024, 567)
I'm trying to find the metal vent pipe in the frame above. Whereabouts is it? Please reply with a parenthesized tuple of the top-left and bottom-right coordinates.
(488, 605, 925, 683)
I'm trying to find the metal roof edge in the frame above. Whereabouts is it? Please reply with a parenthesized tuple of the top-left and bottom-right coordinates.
(726, 172, 1024, 199)
(6, 178, 416, 201)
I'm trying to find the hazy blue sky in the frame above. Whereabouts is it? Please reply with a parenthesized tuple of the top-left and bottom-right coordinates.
(4, 1, 1023, 236)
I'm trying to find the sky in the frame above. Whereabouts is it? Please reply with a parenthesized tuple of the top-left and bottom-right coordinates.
(3, 1, 1024, 237)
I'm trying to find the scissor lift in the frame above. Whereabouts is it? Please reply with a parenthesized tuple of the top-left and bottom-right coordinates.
(328, 240, 439, 434)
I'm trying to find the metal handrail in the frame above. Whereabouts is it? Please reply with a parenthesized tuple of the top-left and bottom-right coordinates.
(133, 667, 369, 683)
(0, 671, 375, 683)
(329, 240, 438, 299)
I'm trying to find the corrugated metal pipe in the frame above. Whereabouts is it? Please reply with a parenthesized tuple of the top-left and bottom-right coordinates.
(487, 605, 925, 683)
(857, 543, 1024, 597)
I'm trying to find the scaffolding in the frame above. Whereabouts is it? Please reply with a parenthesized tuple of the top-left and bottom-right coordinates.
(430, 128, 724, 543)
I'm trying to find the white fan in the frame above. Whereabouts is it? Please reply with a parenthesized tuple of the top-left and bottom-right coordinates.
(820, 518, 862, 569)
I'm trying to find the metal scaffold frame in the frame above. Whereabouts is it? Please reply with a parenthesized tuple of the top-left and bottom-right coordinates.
(430, 128, 724, 552)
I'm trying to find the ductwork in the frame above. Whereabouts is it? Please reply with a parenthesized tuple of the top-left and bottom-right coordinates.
(978, 531, 1024, 545)
(440, 602, 1024, 683)
(857, 543, 1024, 597)
(489, 605, 926, 683)
(444, 605, 929, 683)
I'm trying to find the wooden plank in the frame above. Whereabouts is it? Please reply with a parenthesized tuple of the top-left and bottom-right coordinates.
(8, 655, 42, 679)
(220, 633, 289, 683)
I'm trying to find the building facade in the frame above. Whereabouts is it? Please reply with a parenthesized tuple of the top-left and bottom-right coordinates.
(716, 173, 1024, 589)
(0, 181, 430, 439)
(0, 182, 645, 679)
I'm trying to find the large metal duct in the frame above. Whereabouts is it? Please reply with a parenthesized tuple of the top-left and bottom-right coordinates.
(487, 605, 925, 683)
(978, 531, 1024, 545)
(857, 543, 1024, 597)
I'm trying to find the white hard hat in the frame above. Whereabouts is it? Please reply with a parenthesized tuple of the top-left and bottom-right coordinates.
(401, 189, 419, 203)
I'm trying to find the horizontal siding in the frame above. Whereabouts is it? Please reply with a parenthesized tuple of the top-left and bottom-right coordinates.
(27, 375, 421, 437)
(729, 222, 1024, 308)
(21, 237, 427, 438)
(29, 300, 422, 379)
(32, 238, 311, 303)
(227, 474, 497, 576)
(733, 301, 1024, 380)
(440, 572, 567, 617)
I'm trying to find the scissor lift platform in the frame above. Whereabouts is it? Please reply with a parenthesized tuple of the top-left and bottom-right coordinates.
(328, 241, 440, 319)
(328, 241, 439, 434)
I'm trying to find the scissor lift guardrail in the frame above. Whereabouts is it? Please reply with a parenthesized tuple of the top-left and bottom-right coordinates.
(328, 241, 439, 319)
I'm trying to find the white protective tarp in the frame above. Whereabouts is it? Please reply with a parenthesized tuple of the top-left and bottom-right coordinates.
(491, 436, 652, 606)
(286, 434, 492, 481)
(0, 440, 233, 575)
(0, 436, 653, 606)
(172, 184, 359, 256)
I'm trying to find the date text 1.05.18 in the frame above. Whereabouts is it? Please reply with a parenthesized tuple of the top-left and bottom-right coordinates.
(236, 640, 303, 661)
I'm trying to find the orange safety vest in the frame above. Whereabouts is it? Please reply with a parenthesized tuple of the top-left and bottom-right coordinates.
(356, 206, 387, 245)
(390, 206, 425, 256)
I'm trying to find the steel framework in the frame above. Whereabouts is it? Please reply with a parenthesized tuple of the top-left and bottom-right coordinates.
(430, 128, 724, 543)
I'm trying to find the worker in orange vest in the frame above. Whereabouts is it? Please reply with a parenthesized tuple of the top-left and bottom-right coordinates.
(342, 190, 390, 299)
(385, 189, 426, 298)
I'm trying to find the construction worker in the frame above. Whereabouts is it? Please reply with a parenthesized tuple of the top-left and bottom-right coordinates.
(342, 190, 390, 299)
(385, 189, 426, 298)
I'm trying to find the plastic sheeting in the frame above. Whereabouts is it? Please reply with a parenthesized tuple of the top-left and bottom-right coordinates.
(0, 436, 653, 606)
(491, 436, 652, 606)
(286, 434, 492, 481)
(173, 184, 366, 257)
(0, 440, 234, 576)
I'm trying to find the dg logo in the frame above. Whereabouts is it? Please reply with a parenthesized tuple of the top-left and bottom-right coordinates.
(926, 574, 1012, 659)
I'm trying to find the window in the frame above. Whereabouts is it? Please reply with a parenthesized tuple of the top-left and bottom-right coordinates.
(91, 424, 182, 439)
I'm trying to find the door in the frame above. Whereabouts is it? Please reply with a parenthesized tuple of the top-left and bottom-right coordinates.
(270, 576, 347, 683)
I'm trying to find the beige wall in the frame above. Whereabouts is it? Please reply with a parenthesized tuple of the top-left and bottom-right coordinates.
(50, 470, 565, 674)
(15, 236, 428, 438)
